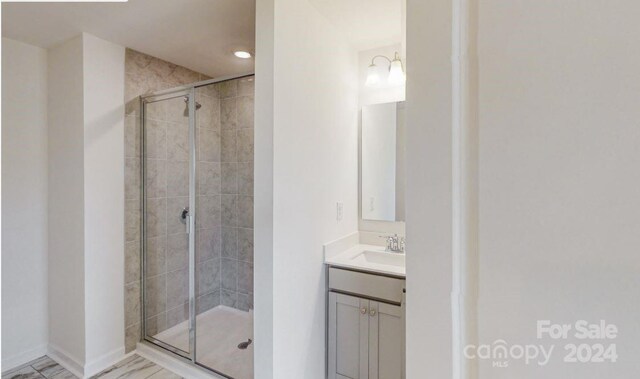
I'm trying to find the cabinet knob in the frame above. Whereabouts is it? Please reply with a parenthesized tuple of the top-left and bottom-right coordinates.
(369, 309, 377, 317)
(360, 307, 367, 314)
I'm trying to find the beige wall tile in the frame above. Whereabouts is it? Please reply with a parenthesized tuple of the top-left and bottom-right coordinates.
(197, 95, 220, 130)
(237, 96, 254, 129)
(145, 236, 167, 277)
(166, 268, 188, 309)
(145, 159, 167, 198)
(221, 195, 238, 227)
(237, 128, 254, 163)
(166, 161, 188, 197)
(125, 241, 141, 284)
(238, 77, 254, 96)
(216, 80, 237, 99)
(220, 98, 237, 130)
(145, 198, 167, 238)
(125, 114, 140, 158)
(197, 259, 220, 296)
(125, 323, 141, 353)
(125, 199, 141, 242)
(196, 227, 221, 262)
(197, 162, 221, 196)
(237, 228, 253, 263)
(221, 227, 238, 259)
(220, 130, 237, 162)
(144, 274, 166, 317)
(237, 196, 253, 229)
(238, 162, 253, 196)
(125, 158, 141, 200)
(166, 233, 188, 272)
(221, 162, 238, 194)
(199, 128, 221, 162)
(125, 282, 141, 328)
(144, 119, 167, 159)
(166, 122, 189, 162)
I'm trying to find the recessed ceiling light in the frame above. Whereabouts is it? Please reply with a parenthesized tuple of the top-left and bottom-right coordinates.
(234, 51, 252, 59)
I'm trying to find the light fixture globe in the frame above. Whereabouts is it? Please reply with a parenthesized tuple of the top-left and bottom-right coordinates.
(365, 63, 381, 87)
(388, 54, 405, 85)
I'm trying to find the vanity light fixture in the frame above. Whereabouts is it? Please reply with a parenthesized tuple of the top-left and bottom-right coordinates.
(365, 52, 406, 87)
(234, 51, 252, 59)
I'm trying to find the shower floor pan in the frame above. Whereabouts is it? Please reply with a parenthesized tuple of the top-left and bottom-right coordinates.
(153, 305, 253, 379)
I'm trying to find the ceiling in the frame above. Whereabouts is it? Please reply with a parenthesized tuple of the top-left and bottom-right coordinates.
(309, 0, 404, 51)
(2, 0, 255, 78)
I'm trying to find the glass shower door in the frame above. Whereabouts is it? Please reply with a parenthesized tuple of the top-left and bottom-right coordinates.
(142, 90, 196, 358)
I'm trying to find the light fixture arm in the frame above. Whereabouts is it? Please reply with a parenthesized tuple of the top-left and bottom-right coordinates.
(369, 52, 402, 68)
(370, 54, 393, 66)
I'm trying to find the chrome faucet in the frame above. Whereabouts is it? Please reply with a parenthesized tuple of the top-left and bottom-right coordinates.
(381, 234, 405, 253)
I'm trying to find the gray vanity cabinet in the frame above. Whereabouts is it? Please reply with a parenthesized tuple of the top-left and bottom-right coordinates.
(328, 292, 370, 379)
(367, 301, 403, 379)
(327, 267, 405, 379)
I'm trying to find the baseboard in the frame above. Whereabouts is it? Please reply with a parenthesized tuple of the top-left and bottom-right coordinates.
(84, 346, 127, 377)
(47, 344, 85, 378)
(136, 342, 224, 379)
(1, 343, 48, 373)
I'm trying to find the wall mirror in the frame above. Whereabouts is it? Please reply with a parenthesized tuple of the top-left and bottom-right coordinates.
(360, 101, 405, 222)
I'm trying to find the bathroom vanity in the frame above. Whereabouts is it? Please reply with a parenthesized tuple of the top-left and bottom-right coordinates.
(324, 99, 407, 378)
(325, 241, 406, 379)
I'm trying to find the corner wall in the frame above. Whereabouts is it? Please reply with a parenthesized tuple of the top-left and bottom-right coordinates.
(477, 1, 640, 377)
(1, 37, 49, 369)
(47, 35, 87, 368)
(47, 33, 127, 376)
(405, 0, 454, 377)
(255, 0, 359, 377)
(82, 33, 126, 372)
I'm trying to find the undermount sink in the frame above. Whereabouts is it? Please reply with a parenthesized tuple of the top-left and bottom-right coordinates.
(350, 250, 405, 267)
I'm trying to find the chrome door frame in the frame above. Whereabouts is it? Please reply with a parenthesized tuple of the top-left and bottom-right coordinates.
(139, 72, 254, 378)
(140, 88, 194, 360)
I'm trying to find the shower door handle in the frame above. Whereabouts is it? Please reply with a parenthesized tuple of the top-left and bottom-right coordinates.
(185, 215, 194, 234)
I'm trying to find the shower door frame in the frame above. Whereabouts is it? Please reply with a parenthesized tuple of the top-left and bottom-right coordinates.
(140, 87, 197, 362)
(139, 72, 254, 378)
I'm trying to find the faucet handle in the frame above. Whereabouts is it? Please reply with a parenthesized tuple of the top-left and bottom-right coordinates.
(379, 234, 395, 250)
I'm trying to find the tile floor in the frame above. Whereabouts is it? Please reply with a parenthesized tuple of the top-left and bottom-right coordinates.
(2, 355, 181, 379)
(2, 356, 77, 379)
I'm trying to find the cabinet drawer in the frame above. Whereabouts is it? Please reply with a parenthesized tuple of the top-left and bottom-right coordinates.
(329, 267, 405, 304)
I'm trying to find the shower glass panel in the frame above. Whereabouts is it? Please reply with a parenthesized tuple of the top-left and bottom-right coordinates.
(142, 90, 195, 358)
(193, 78, 254, 379)
(141, 75, 254, 379)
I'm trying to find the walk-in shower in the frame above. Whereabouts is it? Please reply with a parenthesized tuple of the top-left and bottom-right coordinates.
(140, 74, 255, 379)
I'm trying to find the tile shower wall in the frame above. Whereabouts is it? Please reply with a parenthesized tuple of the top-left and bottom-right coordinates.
(215, 78, 254, 312)
(124, 49, 209, 352)
(123, 49, 254, 353)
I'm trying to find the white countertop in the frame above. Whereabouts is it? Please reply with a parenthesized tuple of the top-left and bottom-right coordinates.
(323, 232, 406, 277)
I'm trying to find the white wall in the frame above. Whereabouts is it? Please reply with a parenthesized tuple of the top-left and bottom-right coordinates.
(82, 33, 125, 373)
(477, 1, 640, 377)
(47, 35, 87, 368)
(1, 37, 49, 369)
(255, 0, 359, 377)
(405, 0, 454, 378)
(47, 33, 126, 376)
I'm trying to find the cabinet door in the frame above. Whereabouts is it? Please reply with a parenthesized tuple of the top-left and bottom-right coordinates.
(368, 301, 404, 379)
(328, 292, 370, 379)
